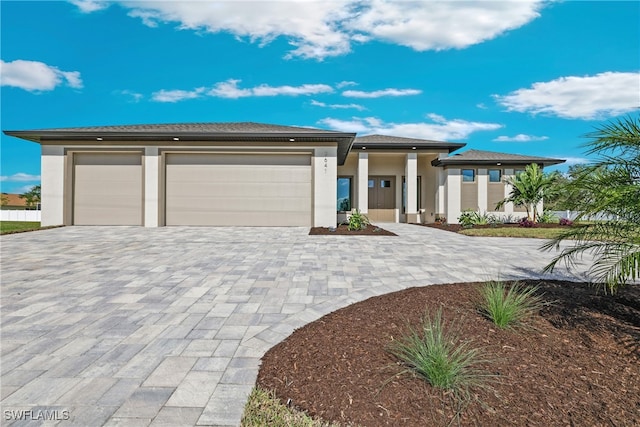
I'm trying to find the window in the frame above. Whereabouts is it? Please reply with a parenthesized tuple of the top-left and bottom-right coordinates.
(381, 180, 392, 188)
(368, 179, 375, 188)
(515, 169, 525, 177)
(462, 169, 475, 182)
(337, 177, 352, 211)
(489, 169, 502, 183)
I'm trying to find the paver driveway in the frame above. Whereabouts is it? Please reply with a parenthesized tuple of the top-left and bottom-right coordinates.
(0, 224, 590, 426)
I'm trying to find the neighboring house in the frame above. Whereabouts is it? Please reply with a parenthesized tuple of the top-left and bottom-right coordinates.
(3, 123, 564, 227)
(1, 193, 29, 210)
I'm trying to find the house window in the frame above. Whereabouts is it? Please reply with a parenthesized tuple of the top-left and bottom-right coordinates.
(381, 180, 392, 188)
(337, 177, 352, 211)
(402, 176, 422, 213)
(462, 169, 475, 182)
(489, 169, 502, 183)
(368, 179, 375, 188)
(515, 169, 525, 177)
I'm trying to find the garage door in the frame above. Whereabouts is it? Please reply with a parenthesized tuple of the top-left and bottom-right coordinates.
(165, 153, 311, 226)
(73, 152, 143, 225)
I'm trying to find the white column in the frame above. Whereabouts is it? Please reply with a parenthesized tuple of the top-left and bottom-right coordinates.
(144, 147, 160, 227)
(357, 152, 368, 214)
(446, 168, 462, 224)
(313, 146, 337, 227)
(437, 168, 446, 215)
(477, 168, 488, 213)
(40, 145, 65, 226)
(504, 168, 515, 215)
(405, 153, 418, 222)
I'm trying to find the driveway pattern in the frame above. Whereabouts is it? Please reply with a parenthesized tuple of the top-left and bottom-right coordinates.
(0, 224, 591, 426)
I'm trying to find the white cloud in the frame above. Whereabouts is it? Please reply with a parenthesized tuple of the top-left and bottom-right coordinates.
(116, 89, 144, 103)
(493, 134, 549, 142)
(562, 157, 591, 167)
(342, 88, 421, 98)
(319, 113, 502, 140)
(1, 59, 83, 92)
(336, 80, 358, 89)
(0, 173, 41, 182)
(151, 87, 205, 103)
(154, 79, 334, 101)
(69, 1, 546, 60)
(495, 72, 640, 120)
(69, 0, 109, 13)
(311, 99, 366, 111)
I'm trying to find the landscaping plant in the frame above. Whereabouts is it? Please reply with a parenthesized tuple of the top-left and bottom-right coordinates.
(479, 281, 545, 329)
(347, 209, 370, 231)
(388, 309, 490, 400)
(543, 115, 640, 292)
(496, 163, 558, 222)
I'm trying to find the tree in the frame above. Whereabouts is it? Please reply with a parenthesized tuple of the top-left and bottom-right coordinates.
(495, 163, 557, 222)
(20, 185, 41, 210)
(1, 193, 8, 207)
(542, 115, 640, 293)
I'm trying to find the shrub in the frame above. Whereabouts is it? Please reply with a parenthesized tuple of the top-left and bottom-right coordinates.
(458, 210, 499, 228)
(387, 309, 490, 399)
(538, 211, 558, 224)
(435, 215, 447, 224)
(479, 281, 545, 329)
(518, 217, 535, 228)
(347, 209, 370, 231)
(559, 217, 574, 226)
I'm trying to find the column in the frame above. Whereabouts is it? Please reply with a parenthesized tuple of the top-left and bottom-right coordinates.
(313, 146, 337, 227)
(446, 168, 462, 224)
(144, 147, 160, 227)
(477, 168, 488, 213)
(405, 153, 418, 222)
(40, 145, 65, 226)
(357, 152, 368, 213)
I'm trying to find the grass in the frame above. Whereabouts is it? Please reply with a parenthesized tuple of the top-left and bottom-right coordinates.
(459, 227, 566, 239)
(387, 309, 490, 401)
(479, 281, 546, 329)
(241, 387, 340, 427)
(0, 221, 41, 235)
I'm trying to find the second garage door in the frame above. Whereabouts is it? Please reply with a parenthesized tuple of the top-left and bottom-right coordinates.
(165, 153, 312, 226)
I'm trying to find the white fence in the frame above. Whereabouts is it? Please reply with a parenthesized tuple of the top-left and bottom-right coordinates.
(549, 211, 617, 221)
(1, 210, 41, 222)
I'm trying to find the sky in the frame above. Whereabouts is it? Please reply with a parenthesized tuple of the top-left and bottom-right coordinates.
(1, 0, 639, 194)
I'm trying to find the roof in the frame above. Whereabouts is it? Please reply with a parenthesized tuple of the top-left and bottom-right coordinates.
(353, 134, 465, 153)
(1, 193, 28, 207)
(431, 149, 565, 167)
(3, 122, 357, 165)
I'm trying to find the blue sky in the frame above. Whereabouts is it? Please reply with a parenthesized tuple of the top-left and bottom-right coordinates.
(1, 0, 639, 194)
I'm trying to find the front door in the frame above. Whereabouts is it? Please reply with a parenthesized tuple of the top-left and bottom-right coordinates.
(368, 176, 395, 222)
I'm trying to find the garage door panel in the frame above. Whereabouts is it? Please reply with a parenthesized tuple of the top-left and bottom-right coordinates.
(165, 153, 311, 226)
(74, 153, 142, 226)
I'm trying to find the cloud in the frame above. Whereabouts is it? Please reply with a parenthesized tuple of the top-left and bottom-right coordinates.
(495, 71, 640, 120)
(562, 157, 591, 167)
(311, 99, 366, 111)
(1, 59, 83, 92)
(70, 1, 546, 60)
(115, 89, 144, 103)
(493, 134, 549, 142)
(342, 88, 421, 98)
(336, 80, 358, 89)
(151, 87, 205, 103)
(319, 113, 502, 140)
(1, 173, 41, 182)
(153, 79, 334, 102)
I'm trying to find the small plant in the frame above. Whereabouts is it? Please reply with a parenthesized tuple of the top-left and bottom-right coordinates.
(518, 217, 535, 228)
(387, 309, 490, 400)
(434, 215, 447, 224)
(458, 210, 501, 228)
(537, 210, 558, 224)
(347, 209, 370, 231)
(479, 281, 545, 329)
(559, 217, 574, 226)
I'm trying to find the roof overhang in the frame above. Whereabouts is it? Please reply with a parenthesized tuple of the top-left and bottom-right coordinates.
(352, 141, 465, 153)
(431, 158, 566, 167)
(3, 129, 357, 165)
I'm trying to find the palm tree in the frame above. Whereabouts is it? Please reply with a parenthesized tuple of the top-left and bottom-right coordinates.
(495, 163, 556, 222)
(542, 115, 640, 293)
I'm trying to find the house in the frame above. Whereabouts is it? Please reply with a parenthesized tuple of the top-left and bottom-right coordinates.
(3, 123, 564, 227)
(1, 193, 29, 210)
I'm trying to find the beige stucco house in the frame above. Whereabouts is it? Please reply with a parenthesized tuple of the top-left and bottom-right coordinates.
(3, 122, 564, 227)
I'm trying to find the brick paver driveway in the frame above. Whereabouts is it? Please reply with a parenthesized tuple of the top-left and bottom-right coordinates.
(1, 224, 590, 426)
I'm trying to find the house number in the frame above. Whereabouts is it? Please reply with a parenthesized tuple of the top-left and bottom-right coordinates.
(324, 157, 328, 174)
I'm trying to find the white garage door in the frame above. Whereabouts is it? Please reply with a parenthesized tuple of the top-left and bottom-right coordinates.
(74, 152, 143, 225)
(165, 153, 312, 226)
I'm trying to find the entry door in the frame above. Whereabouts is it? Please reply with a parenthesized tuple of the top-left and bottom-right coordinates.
(368, 176, 395, 209)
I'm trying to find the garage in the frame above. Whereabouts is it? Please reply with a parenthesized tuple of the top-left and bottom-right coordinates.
(73, 152, 143, 225)
(165, 153, 312, 226)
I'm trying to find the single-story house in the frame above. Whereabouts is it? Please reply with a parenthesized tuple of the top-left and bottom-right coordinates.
(3, 122, 564, 227)
(1, 193, 31, 210)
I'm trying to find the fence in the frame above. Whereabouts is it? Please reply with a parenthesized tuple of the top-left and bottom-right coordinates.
(0, 210, 41, 222)
(549, 211, 617, 221)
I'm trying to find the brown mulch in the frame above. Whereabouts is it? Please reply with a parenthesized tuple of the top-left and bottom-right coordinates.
(309, 224, 397, 236)
(420, 222, 572, 233)
(257, 280, 640, 426)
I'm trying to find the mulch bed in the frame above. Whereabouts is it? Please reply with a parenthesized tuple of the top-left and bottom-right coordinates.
(309, 224, 397, 236)
(257, 280, 640, 426)
(419, 222, 572, 233)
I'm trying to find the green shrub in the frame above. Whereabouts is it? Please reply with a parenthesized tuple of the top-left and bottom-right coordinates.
(479, 281, 545, 329)
(388, 309, 489, 399)
(348, 209, 370, 231)
(538, 210, 558, 224)
(458, 210, 500, 228)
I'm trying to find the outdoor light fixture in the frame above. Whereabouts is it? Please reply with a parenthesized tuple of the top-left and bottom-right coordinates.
(362, 146, 366, 150)
(412, 147, 416, 150)
(96, 137, 103, 141)
(289, 138, 295, 142)
(173, 137, 179, 141)
(497, 162, 502, 166)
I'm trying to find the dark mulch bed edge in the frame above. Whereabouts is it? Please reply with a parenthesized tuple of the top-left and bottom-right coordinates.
(309, 224, 397, 236)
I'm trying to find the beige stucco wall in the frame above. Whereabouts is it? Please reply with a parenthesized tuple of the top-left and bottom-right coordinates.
(40, 145, 65, 227)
